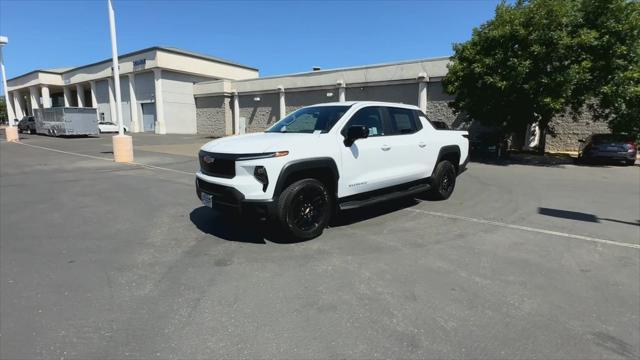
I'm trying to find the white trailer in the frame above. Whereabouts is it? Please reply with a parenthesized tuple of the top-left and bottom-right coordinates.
(34, 107, 99, 137)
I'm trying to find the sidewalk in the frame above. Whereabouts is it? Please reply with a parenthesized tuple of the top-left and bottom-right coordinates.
(506, 151, 577, 166)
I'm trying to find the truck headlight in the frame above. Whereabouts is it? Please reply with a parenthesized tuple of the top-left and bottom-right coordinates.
(254, 166, 268, 192)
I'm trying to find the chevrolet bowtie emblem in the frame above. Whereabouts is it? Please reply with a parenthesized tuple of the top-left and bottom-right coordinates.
(203, 155, 215, 164)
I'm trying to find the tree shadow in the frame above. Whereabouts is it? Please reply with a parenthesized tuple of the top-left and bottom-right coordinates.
(538, 207, 639, 226)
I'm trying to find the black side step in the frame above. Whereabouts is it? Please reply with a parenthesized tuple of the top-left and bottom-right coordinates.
(338, 183, 431, 211)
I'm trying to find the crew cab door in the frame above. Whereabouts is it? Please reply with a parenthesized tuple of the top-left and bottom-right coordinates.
(382, 106, 429, 181)
(338, 106, 424, 198)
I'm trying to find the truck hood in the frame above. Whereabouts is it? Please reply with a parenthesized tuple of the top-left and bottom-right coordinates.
(200, 132, 320, 154)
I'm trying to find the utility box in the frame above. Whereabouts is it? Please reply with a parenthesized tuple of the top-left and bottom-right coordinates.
(34, 107, 99, 137)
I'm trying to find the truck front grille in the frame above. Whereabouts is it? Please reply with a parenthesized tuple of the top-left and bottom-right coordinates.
(199, 151, 236, 178)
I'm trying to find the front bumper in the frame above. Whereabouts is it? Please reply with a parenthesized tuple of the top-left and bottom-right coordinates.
(195, 177, 275, 219)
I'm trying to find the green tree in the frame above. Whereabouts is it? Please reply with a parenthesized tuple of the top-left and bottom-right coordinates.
(573, 0, 640, 134)
(443, 0, 640, 151)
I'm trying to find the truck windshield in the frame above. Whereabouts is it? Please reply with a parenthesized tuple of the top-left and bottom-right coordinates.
(266, 105, 351, 133)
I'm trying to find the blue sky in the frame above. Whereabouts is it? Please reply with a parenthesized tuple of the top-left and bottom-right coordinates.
(0, 0, 500, 92)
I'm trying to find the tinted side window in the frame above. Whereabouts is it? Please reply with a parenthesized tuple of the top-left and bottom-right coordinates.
(387, 107, 418, 135)
(413, 110, 424, 130)
(342, 107, 385, 137)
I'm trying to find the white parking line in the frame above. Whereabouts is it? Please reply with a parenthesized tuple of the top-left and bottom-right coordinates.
(404, 207, 640, 250)
(14, 141, 195, 176)
(17, 141, 113, 161)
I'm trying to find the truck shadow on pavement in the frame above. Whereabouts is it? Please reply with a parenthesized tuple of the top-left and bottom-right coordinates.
(190, 206, 271, 244)
(190, 197, 425, 243)
(330, 197, 421, 227)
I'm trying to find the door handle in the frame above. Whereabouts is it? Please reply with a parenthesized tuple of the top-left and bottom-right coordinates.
(418, 142, 427, 148)
(381, 145, 391, 151)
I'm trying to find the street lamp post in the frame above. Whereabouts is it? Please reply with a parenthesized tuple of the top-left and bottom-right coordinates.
(107, 0, 133, 162)
(0, 35, 19, 142)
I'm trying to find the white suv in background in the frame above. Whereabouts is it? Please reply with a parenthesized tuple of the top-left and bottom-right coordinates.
(196, 101, 469, 240)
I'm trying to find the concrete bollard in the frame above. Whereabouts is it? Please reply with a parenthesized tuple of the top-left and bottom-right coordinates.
(4, 126, 19, 142)
(112, 134, 134, 163)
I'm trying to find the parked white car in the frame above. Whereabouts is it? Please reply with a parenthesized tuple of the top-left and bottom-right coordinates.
(98, 122, 128, 133)
(196, 101, 470, 240)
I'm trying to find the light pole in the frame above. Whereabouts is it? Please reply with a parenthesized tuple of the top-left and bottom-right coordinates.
(107, 0, 133, 162)
(0, 35, 18, 142)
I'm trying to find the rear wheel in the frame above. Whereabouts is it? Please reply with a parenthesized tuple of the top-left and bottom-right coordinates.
(625, 159, 636, 166)
(276, 178, 333, 241)
(428, 160, 457, 200)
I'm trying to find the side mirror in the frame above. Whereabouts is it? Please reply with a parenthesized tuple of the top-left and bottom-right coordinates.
(344, 125, 369, 147)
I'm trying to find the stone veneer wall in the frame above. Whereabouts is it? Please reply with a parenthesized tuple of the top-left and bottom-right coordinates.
(239, 92, 279, 133)
(546, 111, 610, 152)
(195, 95, 231, 137)
(425, 82, 462, 127)
(193, 80, 608, 152)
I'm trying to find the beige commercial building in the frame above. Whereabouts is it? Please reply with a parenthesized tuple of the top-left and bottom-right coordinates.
(6, 46, 258, 134)
(7, 46, 606, 151)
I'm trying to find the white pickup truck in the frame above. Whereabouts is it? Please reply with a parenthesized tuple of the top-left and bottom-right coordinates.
(196, 101, 469, 240)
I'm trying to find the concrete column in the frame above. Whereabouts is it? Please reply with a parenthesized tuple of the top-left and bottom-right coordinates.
(278, 86, 286, 119)
(128, 73, 139, 133)
(29, 86, 40, 114)
(232, 90, 240, 135)
(417, 73, 428, 114)
(13, 91, 24, 120)
(107, 78, 117, 124)
(337, 80, 346, 102)
(76, 84, 85, 107)
(63, 86, 72, 107)
(5, 91, 15, 122)
(90, 81, 97, 108)
(153, 69, 166, 134)
(40, 85, 51, 108)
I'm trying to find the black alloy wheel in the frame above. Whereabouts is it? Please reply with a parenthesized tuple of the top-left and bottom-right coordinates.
(277, 178, 333, 241)
(429, 160, 456, 200)
(439, 167, 455, 194)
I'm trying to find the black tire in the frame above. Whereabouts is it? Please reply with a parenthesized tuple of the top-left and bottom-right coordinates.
(275, 178, 333, 241)
(428, 160, 457, 200)
(625, 159, 636, 166)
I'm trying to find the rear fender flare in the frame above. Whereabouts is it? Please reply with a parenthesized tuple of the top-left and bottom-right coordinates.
(434, 145, 461, 173)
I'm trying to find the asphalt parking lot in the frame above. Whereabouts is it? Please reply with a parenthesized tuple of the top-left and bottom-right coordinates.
(1, 133, 639, 359)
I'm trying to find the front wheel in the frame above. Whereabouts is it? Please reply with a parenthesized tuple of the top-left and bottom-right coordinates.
(275, 178, 333, 241)
(428, 160, 457, 200)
